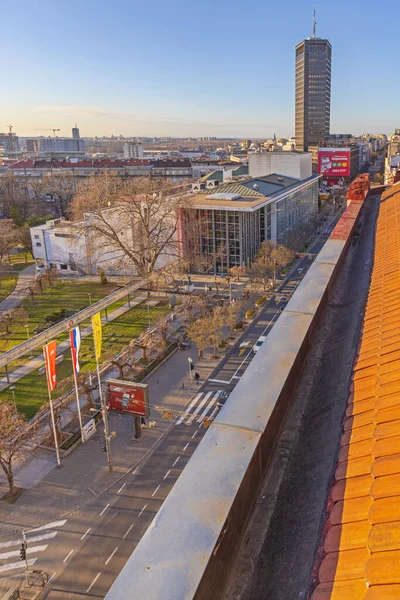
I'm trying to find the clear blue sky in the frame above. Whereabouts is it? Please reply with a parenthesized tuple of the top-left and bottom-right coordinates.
(3, 0, 398, 138)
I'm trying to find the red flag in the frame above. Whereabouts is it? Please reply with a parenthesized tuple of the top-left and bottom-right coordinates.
(43, 341, 57, 392)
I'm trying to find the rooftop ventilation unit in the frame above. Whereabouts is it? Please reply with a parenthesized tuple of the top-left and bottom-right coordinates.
(253, 184, 259, 191)
(206, 193, 242, 201)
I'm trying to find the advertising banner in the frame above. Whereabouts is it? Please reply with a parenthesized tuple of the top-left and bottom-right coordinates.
(43, 341, 57, 391)
(318, 148, 351, 177)
(106, 379, 150, 418)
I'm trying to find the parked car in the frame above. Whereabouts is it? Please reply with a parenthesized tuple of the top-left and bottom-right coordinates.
(253, 335, 267, 353)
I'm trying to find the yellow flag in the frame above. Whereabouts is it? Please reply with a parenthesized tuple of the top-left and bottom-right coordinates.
(91, 312, 102, 360)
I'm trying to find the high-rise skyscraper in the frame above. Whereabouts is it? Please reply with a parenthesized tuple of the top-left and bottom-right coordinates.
(295, 14, 331, 152)
(72, 124, 80, 139)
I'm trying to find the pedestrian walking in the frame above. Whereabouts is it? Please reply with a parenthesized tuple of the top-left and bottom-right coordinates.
(194, 371, 200, 385)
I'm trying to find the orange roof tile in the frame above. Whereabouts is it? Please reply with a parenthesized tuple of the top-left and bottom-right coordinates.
(314, 184, 400, 599)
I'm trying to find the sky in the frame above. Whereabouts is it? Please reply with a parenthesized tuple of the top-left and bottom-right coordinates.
(2, 0, 399, 139)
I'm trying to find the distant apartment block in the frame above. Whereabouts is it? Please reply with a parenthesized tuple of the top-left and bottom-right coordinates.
(25, 136, 85, 157)
(0, 132, 20, 154)
(123, 142, 144, 159)
(249, 151, 312, 181)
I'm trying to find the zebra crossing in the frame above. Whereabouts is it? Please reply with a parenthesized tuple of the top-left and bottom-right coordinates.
(0, 519, 66, 576)
(176, 390, 222, 426)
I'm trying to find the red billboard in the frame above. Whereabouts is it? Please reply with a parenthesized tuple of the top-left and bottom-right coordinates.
(106, 379, 150, 418)
(318, 148, 351, 178)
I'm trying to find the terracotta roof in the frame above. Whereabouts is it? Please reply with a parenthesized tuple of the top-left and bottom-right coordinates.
(312, 181, 400, 599)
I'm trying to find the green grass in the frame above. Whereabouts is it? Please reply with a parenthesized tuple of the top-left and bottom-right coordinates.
(1, 302, 171, 418)
(0, 255, 35, 302)
(0, 280, 119, 356)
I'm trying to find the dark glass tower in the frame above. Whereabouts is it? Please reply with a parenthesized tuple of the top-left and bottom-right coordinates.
(295, 31, 331, 152)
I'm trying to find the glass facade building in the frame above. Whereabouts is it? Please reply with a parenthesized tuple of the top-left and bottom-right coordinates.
(182, 177, 319, 274)
(295, 37, 332, 152)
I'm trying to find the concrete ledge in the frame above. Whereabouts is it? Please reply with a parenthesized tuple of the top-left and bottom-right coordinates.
(105, 426, 261, 600)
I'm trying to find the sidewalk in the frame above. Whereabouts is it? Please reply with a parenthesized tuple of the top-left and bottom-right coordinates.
(0, 264, 36, 317)
(0, 293, 147, 391)
(0, 331, 221, 535)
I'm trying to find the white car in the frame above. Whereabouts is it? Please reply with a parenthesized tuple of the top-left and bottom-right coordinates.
(253, 335, 267, 353)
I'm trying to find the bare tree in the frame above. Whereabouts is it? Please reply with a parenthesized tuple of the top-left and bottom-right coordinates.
(0, 220, 18, 262)
(224, 302, 244, 338)
(44, 172, 77, 217)
(0, 403, 37, 497)
(71, 174, 186, 277)
(180, 209, 215, 273)
(0, 173, 30, 222)
(25, 285, 37, 304)
(0, 307, 28, 335)
(249, 241, 293, 290)
(187, 306, 225, 358)
(229, 266, 247, 282)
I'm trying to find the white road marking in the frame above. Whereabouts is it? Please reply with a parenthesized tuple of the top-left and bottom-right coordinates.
(163, 470, 171, 480)
(199, 391, 222, 419)
(172, 456, 180, 467)
(99, 503, 110, 516)
(208, 378, 229, 384)
(63, 549, 74, 563)
(191, 431, 197, 438)
(117, 482, 126, 494)
(28, 519, 67, 533)
(105, 546, 118, 565)
(152, 485, 161, 497)
(48, 572, 57, 584)
(183, 443, 189, 451)
(86, 572, 101, 593)
(232, 375, 241, 380)
(187, 391, 213, 424)
(81, 528, 91, 541)
(175, 393, 202, 425)
(138, 504, 147, 517)
(0, 558, 36, 573)
(0, 531, 57, 549)
(123, 524, 134, 540)
(0, 544, 48, 561)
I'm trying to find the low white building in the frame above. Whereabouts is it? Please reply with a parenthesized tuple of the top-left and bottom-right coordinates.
(123, 142, 144, 159)
(249, 151, 312, 181)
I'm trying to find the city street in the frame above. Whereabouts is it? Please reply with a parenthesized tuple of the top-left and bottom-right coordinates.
(0, 215, 340, 599)
(28, 217, 342, 599)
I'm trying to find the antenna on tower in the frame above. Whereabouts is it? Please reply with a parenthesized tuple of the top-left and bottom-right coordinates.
(313, 9, 317, 37)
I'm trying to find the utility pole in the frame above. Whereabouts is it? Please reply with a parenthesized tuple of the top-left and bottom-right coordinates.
(188, 356, 193, 381)
(96, 360, 112, 472)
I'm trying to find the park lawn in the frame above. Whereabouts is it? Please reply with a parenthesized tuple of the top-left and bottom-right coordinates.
(0, 280, 119, 355)
(0, 256, 35, 302)
(1, 301, 171, 418)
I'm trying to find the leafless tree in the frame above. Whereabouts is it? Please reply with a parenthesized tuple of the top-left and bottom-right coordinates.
(249, 241, 293, 290)
(71, 174, 186, 277)
(229, 265, 247, 282)
(224, 302, 244, 338)
(44, 172, 77, 217)
(0, 403, 38, 497)
(0, 220, 18, 262)
(0, 307, 28, 335)
(186, 306, 225, 358)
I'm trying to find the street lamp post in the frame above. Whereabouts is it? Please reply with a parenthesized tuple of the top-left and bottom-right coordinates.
(9, 385, 17, 412)
(188, 357, 193, 381)
(88, 294, 92, 306)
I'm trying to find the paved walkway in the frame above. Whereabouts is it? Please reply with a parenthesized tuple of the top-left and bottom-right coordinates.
(0, 264, 36, 317)
(0, 294, 148, 391)
(0, 334, 221, 535)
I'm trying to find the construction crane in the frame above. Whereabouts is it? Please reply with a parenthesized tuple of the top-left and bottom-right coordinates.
(32, 128, 60, 137)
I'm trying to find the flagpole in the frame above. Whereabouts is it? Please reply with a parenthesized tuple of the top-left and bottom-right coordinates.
(96, 357, 112, 472)
(73, 365, 84, 444)
(70, 328, 84, 444)
(47, 380, 61, 468)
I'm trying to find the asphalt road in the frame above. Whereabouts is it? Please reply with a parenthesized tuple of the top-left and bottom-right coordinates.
(8, 217, 341, 599)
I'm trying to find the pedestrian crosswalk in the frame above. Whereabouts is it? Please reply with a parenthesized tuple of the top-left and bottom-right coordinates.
(176, 391, 222, 426)
(0, 519, 66, 576)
